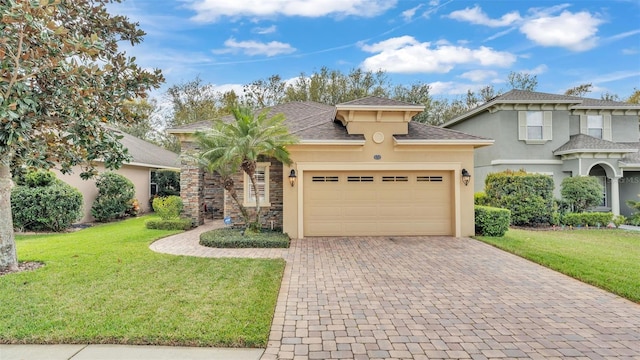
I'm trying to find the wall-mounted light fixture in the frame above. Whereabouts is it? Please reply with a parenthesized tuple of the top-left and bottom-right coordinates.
(461, 168, 471, 186)
(288, 169, 297, 187)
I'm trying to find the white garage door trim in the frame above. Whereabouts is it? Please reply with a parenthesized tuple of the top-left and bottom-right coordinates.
(295, 162, 463, 238)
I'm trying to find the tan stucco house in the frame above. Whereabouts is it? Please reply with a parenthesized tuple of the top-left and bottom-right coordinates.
(169, 97, 493, 238)
(55, 130, 180, 222)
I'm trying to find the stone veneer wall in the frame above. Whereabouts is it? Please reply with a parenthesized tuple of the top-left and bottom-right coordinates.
(180, 141, 204, 225)
(203, 171, 224, 219)
(223, 157, 284, 230)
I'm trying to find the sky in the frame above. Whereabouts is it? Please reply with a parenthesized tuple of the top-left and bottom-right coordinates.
(110, 0, 640, 102)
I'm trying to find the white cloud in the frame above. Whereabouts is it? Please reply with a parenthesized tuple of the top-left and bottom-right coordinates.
(254, 25, 277, 34)
(622, 48, 639, 55)
(519, 11, 603, 51)
(213, 38, 296, 57)
(187, 0, 397, 22)
(522, 64, 548, 75)
(447, 5, 521, 27)
(402, 4, 422, 22)
(360, 36, 516, 74)
(459, 70, 498, 82)
(429, 81, 484, 95)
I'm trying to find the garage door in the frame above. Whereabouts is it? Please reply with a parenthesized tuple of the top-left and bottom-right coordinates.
(303, 171, 453, 236)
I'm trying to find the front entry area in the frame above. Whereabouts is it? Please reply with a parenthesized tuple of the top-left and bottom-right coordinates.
(303, 171, 453, 236)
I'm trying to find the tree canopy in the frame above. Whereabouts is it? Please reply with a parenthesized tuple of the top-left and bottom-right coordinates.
(0, 0, 163, 270)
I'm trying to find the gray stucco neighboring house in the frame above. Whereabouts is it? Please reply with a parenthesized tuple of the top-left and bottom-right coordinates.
(443, 89, 640, 217)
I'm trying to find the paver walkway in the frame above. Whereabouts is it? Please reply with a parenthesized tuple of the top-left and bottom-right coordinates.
(152, 223, 640, 359)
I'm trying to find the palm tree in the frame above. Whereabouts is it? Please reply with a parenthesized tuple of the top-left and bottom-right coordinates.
(194, 128, 250, 224)
(194, 106, 298, 231)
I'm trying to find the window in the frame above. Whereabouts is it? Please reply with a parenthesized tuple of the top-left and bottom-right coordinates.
(244, 163, 271, 207)
(597, 176, 607, 207)
(150, 171, 158, 196)
(580, 114, 612, 140)
(526, 111, 543, 140)
(587, 115, 603, 139)
(518, 111, 552, 143)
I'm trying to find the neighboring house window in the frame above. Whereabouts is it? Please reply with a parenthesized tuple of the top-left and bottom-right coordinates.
(587, 115, 603, 139)
(518, 111, 552, 143)
(580, 114, 612, 141)
(597, 176, 607, 207)
(150, 170, 158, 196)
(244, 163, 271, 207)
(526, 111, 543, 140)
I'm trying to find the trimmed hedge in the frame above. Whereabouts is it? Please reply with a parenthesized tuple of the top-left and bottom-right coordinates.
(145, 218, 193, 231)
(474, 192, 489, 206)
(485, 170, 554, 226)
(200, 228, 290, 248)
(475, 205, 511, 237)
(91, 172, 135, 222)
(562, 212, 613, 227)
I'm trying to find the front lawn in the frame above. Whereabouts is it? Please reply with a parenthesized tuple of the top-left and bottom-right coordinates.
(0, 216, 285, 347)
(476, 228, 640, 303)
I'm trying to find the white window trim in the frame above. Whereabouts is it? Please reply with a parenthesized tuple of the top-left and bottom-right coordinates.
(243, 162, 271, 207)
(518, 111, 552, 144)
(580, 114, 612, 141)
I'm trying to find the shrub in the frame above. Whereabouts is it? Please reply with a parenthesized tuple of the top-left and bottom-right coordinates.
(475, 205, 511, 237)
(484, 170, 554, 226)
(145, 218, 193, 231)
(612, 215, 626, 228)
(474, 192, 489, 206)
(152, 195, 183, 220)
(561, 176, 603, 212)
(11, 171, 82, 232)
(562, 212, 613, 227)
(91, 172, 135, 222)
(200, 228, 290, 248)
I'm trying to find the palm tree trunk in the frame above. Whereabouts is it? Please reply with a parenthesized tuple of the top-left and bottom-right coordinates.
(0, 159, 18, 271)
(222, 177, 250, 225)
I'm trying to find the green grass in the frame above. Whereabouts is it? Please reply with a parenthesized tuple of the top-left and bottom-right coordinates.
(200, 228, 290, 248)
(476, 228, 640, 303)
(0, 216, 285, 347)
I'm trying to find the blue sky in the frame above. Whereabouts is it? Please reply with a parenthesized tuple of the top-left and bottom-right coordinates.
(111, 0, 640, 101)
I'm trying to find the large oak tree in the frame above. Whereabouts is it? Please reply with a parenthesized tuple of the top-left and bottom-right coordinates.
(0, 0, 163, 270)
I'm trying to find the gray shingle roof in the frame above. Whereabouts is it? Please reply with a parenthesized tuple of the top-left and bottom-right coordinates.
(444, 90, 640, 127)
(620, 142, 640, 165)
(116, 130, 180, 169)
(167, 98, 486, 142)
(338, 96, 422, 107)
(395, 122, 492, 141)
(553, 134, 638, 155)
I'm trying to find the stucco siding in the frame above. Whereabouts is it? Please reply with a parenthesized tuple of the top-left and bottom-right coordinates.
(55, 164, 154, 223)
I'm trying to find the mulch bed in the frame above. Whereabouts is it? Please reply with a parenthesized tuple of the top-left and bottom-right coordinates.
(0, 262, 44, 277)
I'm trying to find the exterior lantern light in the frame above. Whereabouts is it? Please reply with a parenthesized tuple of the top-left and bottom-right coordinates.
(461, 168, 471, 186)
(288, 169, 297, 187)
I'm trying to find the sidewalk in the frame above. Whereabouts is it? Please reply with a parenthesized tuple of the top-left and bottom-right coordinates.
(0, 344, 264, 360)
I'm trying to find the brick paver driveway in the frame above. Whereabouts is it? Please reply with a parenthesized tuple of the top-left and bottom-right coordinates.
(264, 236, 640, 360)
(152, 225, 640, 359)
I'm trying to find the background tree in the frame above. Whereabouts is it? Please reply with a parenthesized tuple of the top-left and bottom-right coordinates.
(564, 83, 593, 97)
(560, 176, 603, 213)
(507, 71, 538, 91)
(0, 0, 163, 271)
(162, 77, 229, 152)
(117, 98, 163, 144)
(626, 88, 640, 104)
(601, 92, 620, 102)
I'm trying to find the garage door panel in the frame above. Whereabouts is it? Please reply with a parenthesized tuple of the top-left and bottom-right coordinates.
(304, 171, 453, 236)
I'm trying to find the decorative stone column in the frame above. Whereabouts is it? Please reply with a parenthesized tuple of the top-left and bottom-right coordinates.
(180, 141, 204, 225)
